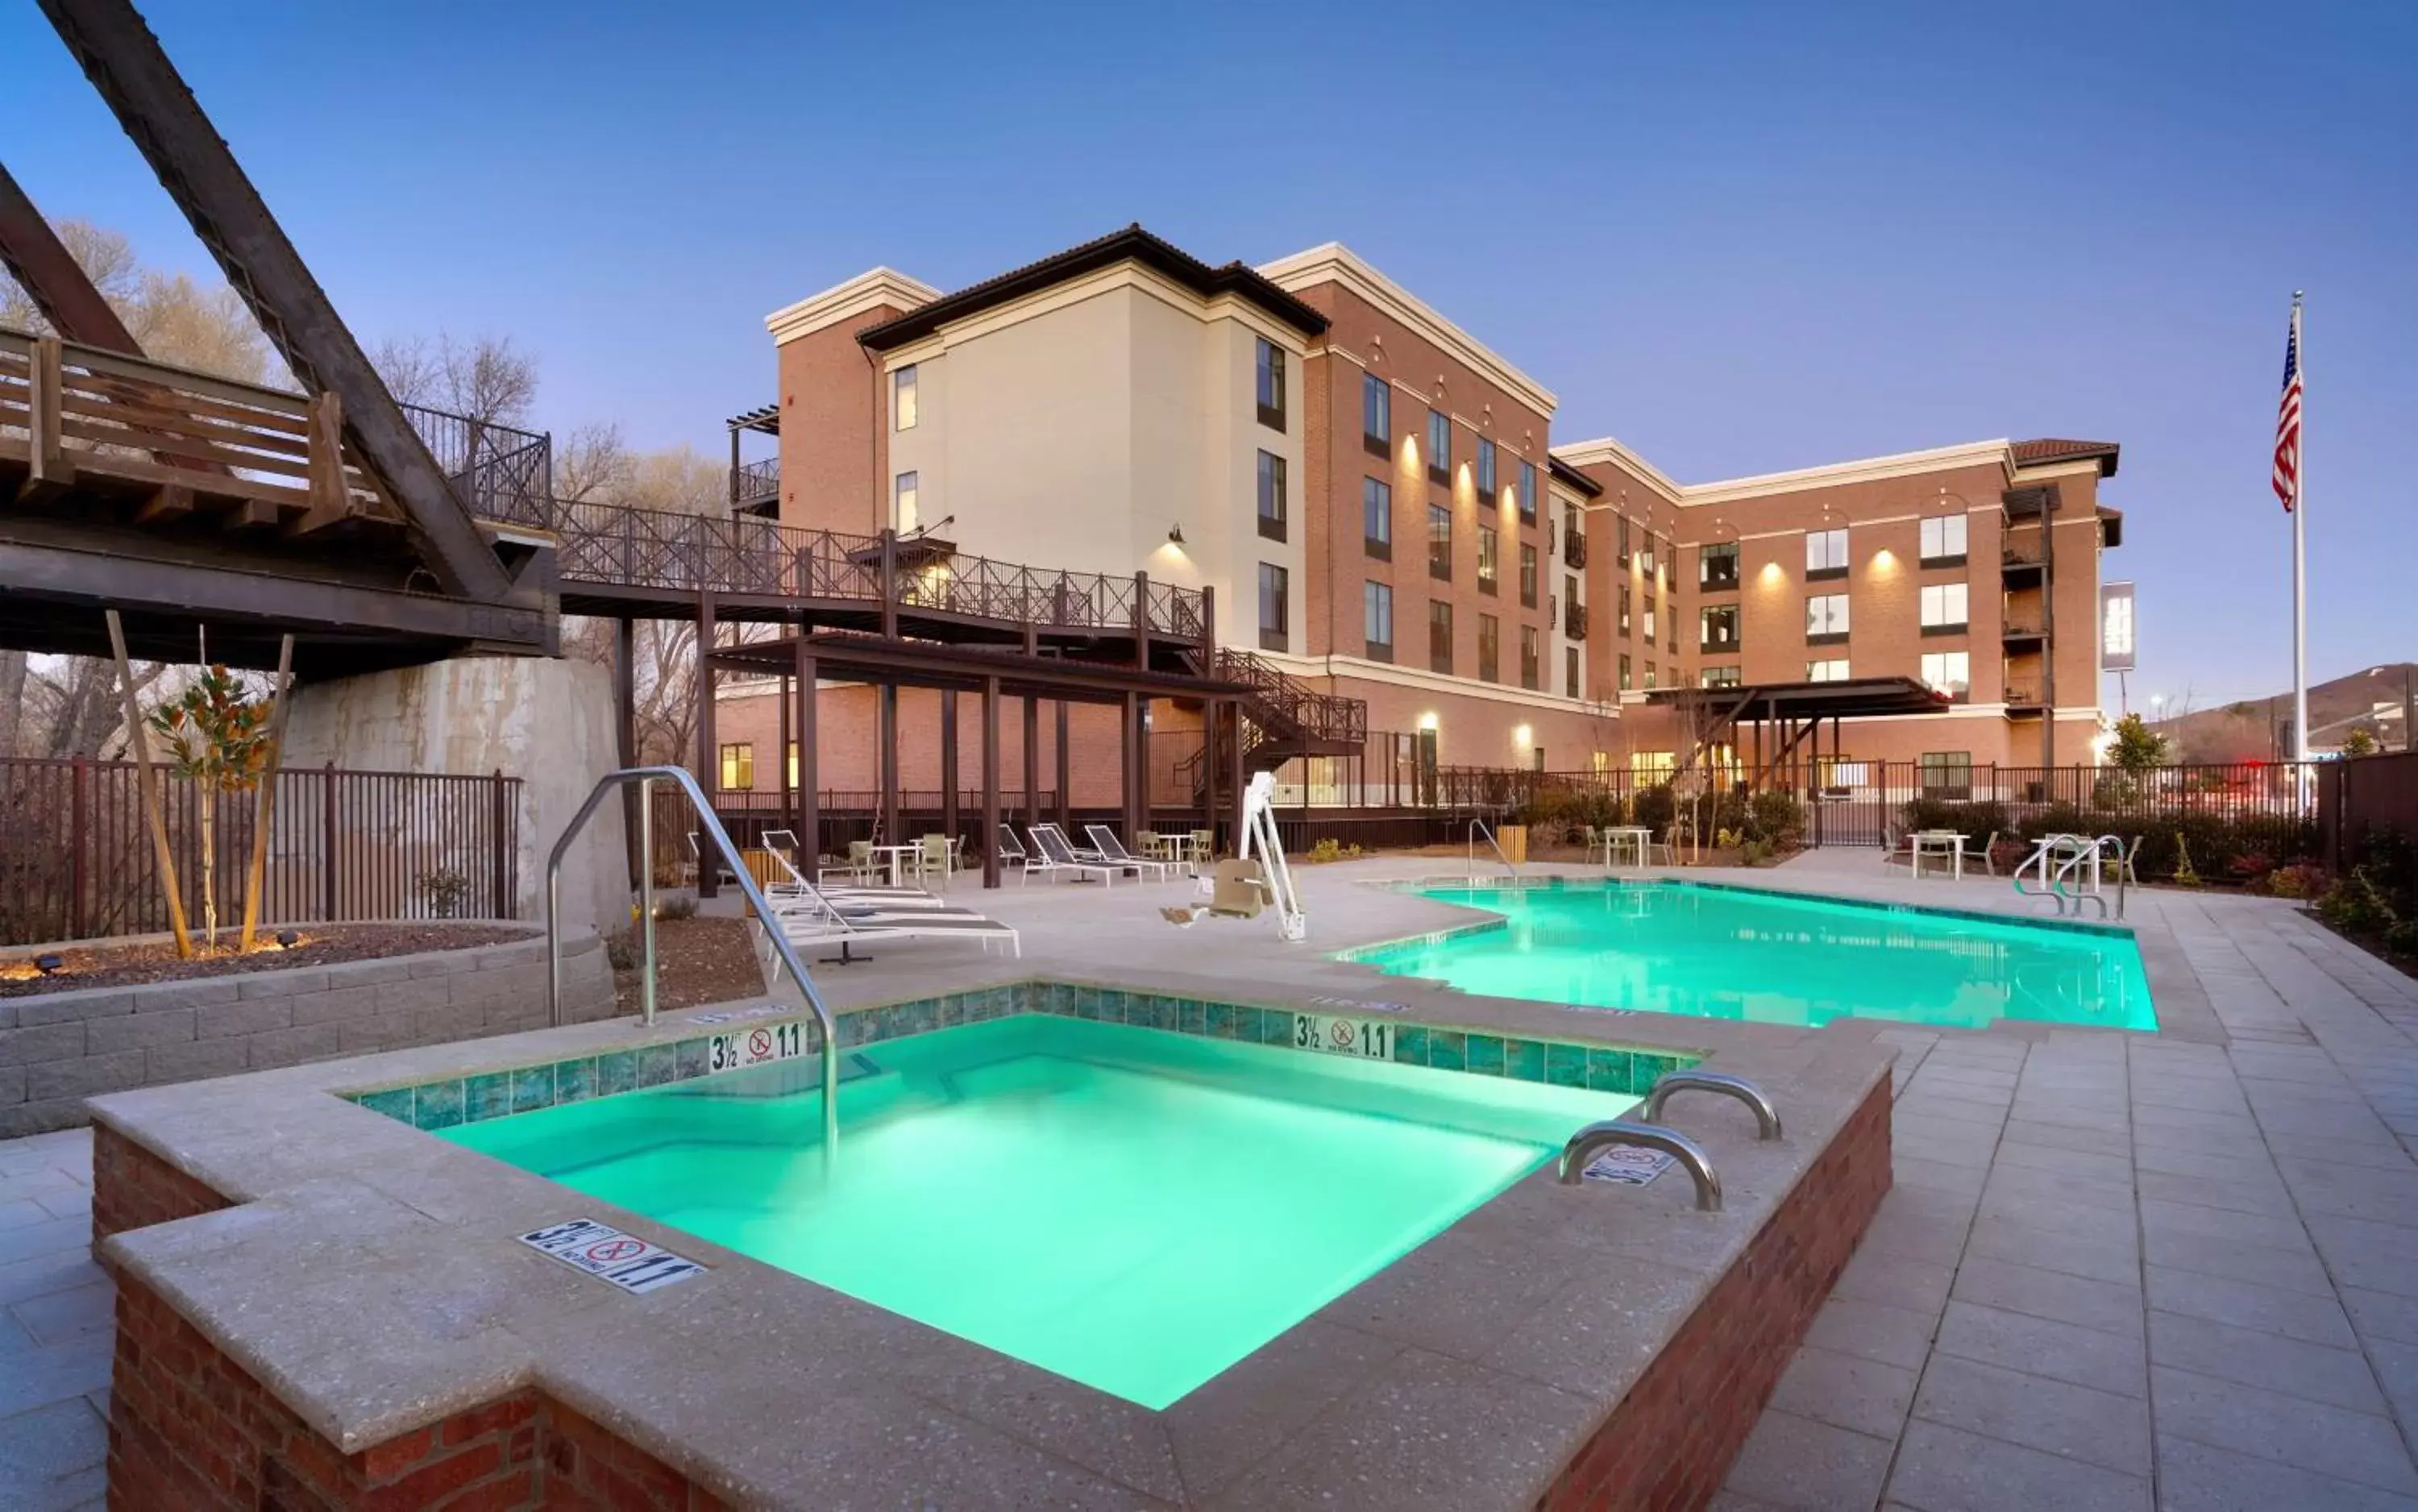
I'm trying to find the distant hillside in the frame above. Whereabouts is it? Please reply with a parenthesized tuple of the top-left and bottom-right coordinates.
(2150, 663, 2416, 760)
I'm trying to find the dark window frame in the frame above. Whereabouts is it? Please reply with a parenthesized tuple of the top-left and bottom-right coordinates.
(1257, 561, 1290, 652)
(1476, 438, 1498, 507)
(1362, 476, 1392, 561)
(1363, 579, 1394, 663)
(1362, 372, 1391, 457)
(1477, 524, 1499, 596)
(1519, 542, 1539, 608)
(1428, 600, 1454, 675)
(1255, 339, 1286, 432)
(1699, 603, 1741, 654)
(1256, 450, 1287, 542)
(1427, 502, 1452, 582)
(1477, 613, 1500, 684)
(1700, 540, 1740, 591)
(1426, 409, 1451, 484)
(1517, 460, 1538, 526)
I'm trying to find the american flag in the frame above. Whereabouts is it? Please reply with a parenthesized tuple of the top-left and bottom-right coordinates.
(2272, 302, 2302, 512)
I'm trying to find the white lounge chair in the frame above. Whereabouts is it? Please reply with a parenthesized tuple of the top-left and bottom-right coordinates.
(1024, 825, 1116, 886)
(762, 851, 967, 913)
(767, 872, 1020, 961)
(1085, 824, 1178, 880)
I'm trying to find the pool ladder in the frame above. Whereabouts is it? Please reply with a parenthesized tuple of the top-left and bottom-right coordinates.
(543, 765, 841, 1156)
(1556, 1070, 1783, 1212)
(2012, 833, 2127, 920)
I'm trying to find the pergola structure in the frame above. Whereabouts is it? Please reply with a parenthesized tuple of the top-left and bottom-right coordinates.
(1647, 676, 1954, 791)
(708, 633, 1262, 888)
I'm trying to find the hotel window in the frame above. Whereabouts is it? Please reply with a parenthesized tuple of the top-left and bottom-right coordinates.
(1477, 438, 1498, 506)
(1919, 582, 1968, 633)
(1565, 645, 1581, 696)
(1920, 513, 1968, 565)
(1257, 451, 1286, 542)
(1518, 460, 1538, 525)
(1921, 650, 1971, 700)
(1806, 528, 1849, 579)
(1428, 600, 1454, 674)
(1643, 662, 1658, 690)
(785, 741, 800, 787)
(1639, 534, 1658, 580)
(1427, 503, 1452, 580)
(1519, 542, 1539, 607)
(1618, 653, 1633, 691)
(1258, 562, 1289, 652)
(1701, 666, 1741, 689)
(1255, 339, 1286, 431)
(1700, 604, 1740, 653)
(892, 364, 918, 430)
(1363, 476, 1392, 559)
(1427, 409, 1451, 483)
(1519, 626, 1540, 690)
(1700, 541, 1739, 590)
(1362, 372, 1390, 456)
(1919, 750, 1973, 799)
(1806, 592, 1850, 643)
(1631, 750, 1675, 783)
(1643, 596, 1658, 645)
(1478, 614, 1500, 683)
(1618, 584, 1632, 637)
(1807, 658, 1851, 683)
(1477, 525, 1499, 595)
(1363, 581, 1394, 661)
(1617, 514, 1631, 567)
(717, 742, 754, 791)
(894, 470, 920, 532)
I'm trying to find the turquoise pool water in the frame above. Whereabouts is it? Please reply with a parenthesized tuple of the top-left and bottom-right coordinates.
(1349, 881, 2156, 1032)
(443, 1014, 1635, 1408)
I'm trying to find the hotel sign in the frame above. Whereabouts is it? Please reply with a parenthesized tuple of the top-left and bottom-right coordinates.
(2100, 582, 2136, 673)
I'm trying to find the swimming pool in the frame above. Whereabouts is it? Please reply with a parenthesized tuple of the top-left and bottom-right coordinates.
(442, 1012, 1637, 1408)
(1347, 880, 2156, 1032)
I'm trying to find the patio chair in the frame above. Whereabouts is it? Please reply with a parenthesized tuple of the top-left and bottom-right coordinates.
(684, 833, 737, 887)
(915, 834, 953, 889)
(1086, 824, 1178, 880)
(762, 850, 967, 912)
(769, 872, 1020, 962)
(761, 828, 802, 866)
(819, 840, 878, 887)
(995, 825, 1030, 867)
(1024, 825, 1117, 886)
(1979, 830, 2001, 878)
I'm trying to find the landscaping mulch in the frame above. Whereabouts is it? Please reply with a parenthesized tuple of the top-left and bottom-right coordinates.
(0, 923, 534, 999)
(610, 915, 766, 1015)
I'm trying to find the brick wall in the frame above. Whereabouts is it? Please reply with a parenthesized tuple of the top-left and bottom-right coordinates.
(90, 1122, 230, 1244)
(109, 1271, 727, 1511)
(0, 933, 613, 1137)
(96, 1133, 725, 1510)
(1534, 1074, 1892, 1511)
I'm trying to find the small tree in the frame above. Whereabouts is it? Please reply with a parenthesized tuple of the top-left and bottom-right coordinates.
(2341, 728, 2378, 758)
(2108, 712, 2169, 774)
(149, 667, 276, 949)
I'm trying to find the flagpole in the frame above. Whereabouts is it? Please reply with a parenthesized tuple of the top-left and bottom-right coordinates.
(2291, 291, 2308, 766)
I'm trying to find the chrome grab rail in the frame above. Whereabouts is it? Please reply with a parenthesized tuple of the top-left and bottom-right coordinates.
(1643, 1070, 1783, 1140)
(546, 766, 840, 1155)
(1468, 817, 1519, 881)
(1555, 1120, 1722, 1211)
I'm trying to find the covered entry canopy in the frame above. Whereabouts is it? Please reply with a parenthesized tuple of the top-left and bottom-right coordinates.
(1643, 676, 1953, 789)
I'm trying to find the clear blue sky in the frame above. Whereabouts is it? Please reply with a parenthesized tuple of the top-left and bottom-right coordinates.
(6, 1, 2409, 709)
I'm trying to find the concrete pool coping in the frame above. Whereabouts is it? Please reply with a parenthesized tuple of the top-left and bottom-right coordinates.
(85, 917, 1895, 1508)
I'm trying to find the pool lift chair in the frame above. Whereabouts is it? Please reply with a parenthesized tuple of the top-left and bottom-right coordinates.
(1161, 772, 1306, 941)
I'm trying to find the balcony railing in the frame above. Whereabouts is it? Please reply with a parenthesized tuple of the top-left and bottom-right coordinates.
(730, 457, 779, 512)
(2002, 618, 2046, 639)
(2001, 538, 2046, 568)
(1564, 599, 1589, 640)
(1562, 529, 1589, 569)
(401, 402, 551, 529)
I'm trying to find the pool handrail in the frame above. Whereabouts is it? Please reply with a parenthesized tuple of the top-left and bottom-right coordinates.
(1555, 1119, 1723, 1211)
(1468, 817, 1519, 880)
(546, 765, 840, 1155)
(1642, 1070, 1783, 1141)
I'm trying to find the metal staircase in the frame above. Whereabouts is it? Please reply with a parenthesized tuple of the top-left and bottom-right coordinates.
(1175, 647, 1367, 799)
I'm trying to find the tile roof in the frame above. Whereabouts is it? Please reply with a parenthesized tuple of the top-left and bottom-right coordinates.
(2012, 438, 2121, 476)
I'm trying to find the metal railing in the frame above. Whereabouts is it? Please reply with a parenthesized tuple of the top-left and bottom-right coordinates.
(1556, 1121, 1723, 1211)
(729, 456, 779, 510)
(1468, 817, 1518, 880)
(545, 766, 839, 1154)
(401, 403, 552, 528)
(1642, 1070, 1783, 1140)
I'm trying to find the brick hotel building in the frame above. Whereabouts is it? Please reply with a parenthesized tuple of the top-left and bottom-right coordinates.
(706, 226, 2122, 806)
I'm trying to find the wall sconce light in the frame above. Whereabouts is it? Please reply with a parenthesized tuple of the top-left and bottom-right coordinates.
(1417, 712, 1440, 731)
(1513, 724, 1533, 748)
(1167, 523, 1186, 546)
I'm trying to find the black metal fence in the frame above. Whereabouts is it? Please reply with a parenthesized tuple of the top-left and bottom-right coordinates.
(0, 758, 521, 947)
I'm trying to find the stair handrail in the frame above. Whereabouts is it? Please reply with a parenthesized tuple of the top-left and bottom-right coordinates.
(546, 765, 839, 1155)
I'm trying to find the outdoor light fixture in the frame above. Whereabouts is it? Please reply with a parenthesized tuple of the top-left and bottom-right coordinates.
(1167, 523, 1186, 545)
(276, 930, 301, 949)
(34, 954, 64, 976)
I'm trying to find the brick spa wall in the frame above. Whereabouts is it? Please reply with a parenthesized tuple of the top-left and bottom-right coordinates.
(95, 1126, 727, 1510)
(1535, 1073, 1893, 1512)
(0, 928, 613, 1138)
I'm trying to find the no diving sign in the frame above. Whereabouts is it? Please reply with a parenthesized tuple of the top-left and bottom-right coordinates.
(1580, 1145, 1676, 1186)
(520, 1218, 704, 1295)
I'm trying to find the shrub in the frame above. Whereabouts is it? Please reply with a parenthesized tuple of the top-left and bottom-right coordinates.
(1631, 783, 1676, 837)
(2171, 834, 2202, 887)
(654, 892, 698, 922)
(2267, 862, 2326, 899)
(2227, 851, 2275, 885)
(2316, 874, 2396, 936)
(1304, 838, 1365, 864)
(2384, 919, 2418, 957)
(1747, 789, 1805, 848)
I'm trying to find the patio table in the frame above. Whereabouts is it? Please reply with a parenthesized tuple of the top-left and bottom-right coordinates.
(868, 842, 923, 888)
(1909, 830, 1967, 881)
(1599, 826, 1654, 870)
